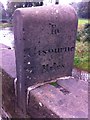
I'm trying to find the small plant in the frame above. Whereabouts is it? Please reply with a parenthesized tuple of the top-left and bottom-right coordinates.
(74, 41, 89, 72)
(77, 23, 90, 43)
(50, 82, 58, 87)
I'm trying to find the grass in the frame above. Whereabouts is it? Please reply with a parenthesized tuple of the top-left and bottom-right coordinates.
(78, 19, 89, 25)
(0, 22, 13, 28)
(50, 82, 58, 86)
(74, 41, 89, 72)
(73, 18, 90, 72)
(78, 18, 90, 30)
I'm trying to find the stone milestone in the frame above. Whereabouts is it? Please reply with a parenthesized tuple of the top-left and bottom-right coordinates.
(14, 4, 78, 111)
(14, 5, 78, 87)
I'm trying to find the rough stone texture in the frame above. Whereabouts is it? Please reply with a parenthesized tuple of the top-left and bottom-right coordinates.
(0, 44, 88, 118)
(0, 44, 16, 78)
(57, 78, 88, 94)
(0, 44, 89, 82)
(1, 67, 30, 118)
(1, 108, 11, 119)
(14, 5, 78, 87)
(13, 5, 78, 111)
(27, 78, 88, 118)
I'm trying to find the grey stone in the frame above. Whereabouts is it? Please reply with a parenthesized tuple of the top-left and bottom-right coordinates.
(0, 44, 16, 78)
(13, 4, 78, 113)
(57, 78, 88, 94)
(27, 81, 88, 118)
(14, 5, 78, 86)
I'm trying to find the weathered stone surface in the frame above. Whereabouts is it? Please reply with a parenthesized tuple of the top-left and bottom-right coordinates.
(0, 44, 16, 78)
(14, 5, 78, 87)
(13, 4, 78, 114)
(27, 78, 88, 118)
(0, 43, 90, 120)
(0, 44, 88, 118)
(57, 78, 88, 93)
